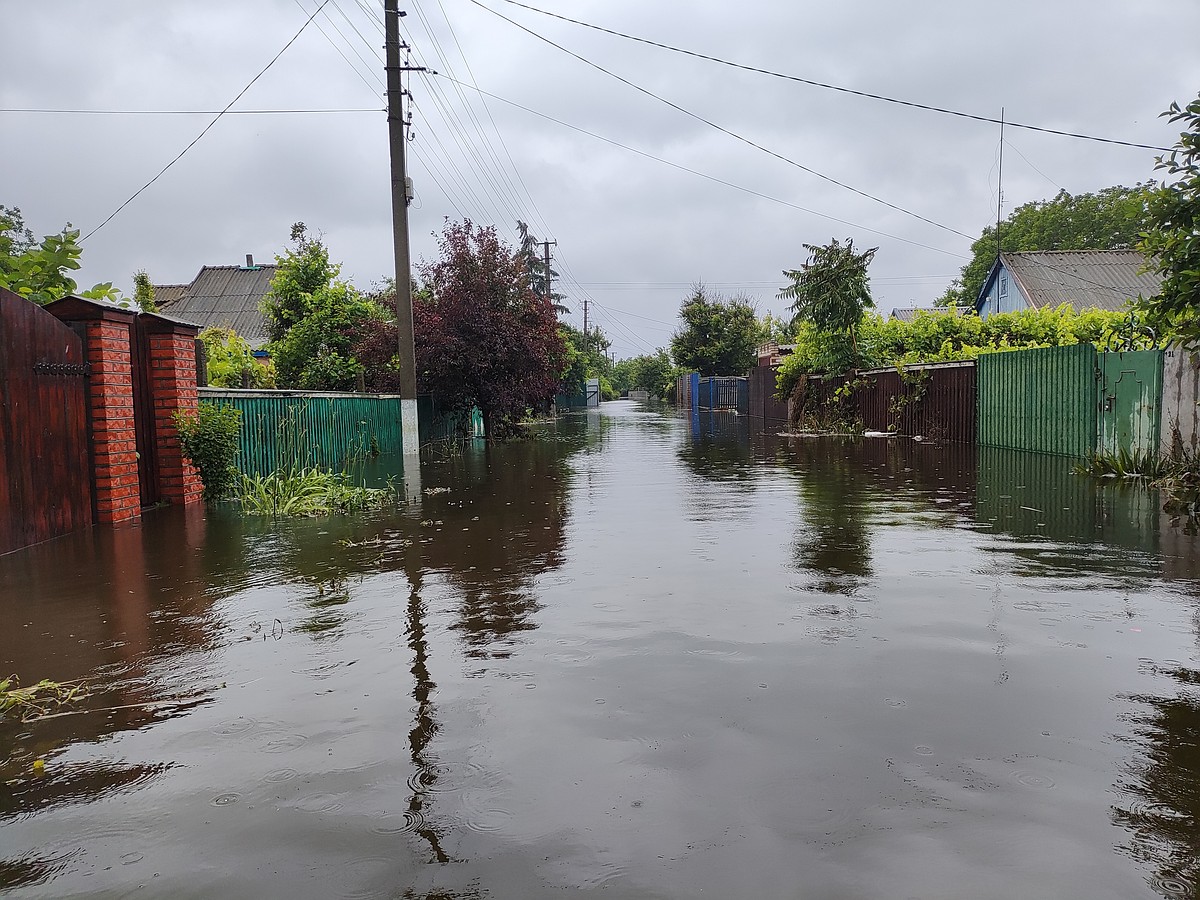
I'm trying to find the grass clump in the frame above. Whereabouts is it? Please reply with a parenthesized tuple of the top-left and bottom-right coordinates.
(1, 676, 88, 721)
(235, 467, 396, 517)
(1074, 448, 1173, 480)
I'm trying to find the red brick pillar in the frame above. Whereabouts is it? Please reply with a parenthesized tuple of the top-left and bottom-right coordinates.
(141, 319, 203, 505)
(45, 298, 141, 524)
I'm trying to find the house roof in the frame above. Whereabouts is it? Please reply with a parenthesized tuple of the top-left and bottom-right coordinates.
(155, 264, 276, 346)
(153, 283, 188, 307)
(979, 250, 1161, 314)
(888, 306, 963, 322)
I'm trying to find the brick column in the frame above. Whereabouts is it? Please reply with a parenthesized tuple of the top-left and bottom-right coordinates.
(142, 320, 203, 505)
(46, 298, 141, 524)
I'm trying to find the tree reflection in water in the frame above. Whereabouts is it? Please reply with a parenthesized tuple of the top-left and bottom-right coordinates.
(1114, 663, 1200, 898)
(787, 439, 875, 596)
(420, 435, 580, 661)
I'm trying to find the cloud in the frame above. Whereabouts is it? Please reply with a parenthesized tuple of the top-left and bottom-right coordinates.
(2, 0, 1195, 357)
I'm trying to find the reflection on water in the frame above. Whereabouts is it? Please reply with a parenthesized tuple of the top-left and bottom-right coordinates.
(5, 403, 1200, 898)
(1115, 665, 1200, 899)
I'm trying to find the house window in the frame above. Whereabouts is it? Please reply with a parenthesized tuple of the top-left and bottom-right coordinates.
(999, 273, 1008, 298)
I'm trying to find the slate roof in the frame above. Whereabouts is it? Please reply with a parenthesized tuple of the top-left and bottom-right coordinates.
(892, 307, 964, 324)
(153, 283, 188, 308)
(982, 250, 1161, 314)
(156, 265, 276, 346)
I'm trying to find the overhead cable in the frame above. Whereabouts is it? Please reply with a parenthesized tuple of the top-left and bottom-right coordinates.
(0, 107, 382, 115)
(82, 0, 332, 241)
(467, 0, 974, 241)
(436, 74, 968, 259)
(492, 0, 1173, 154)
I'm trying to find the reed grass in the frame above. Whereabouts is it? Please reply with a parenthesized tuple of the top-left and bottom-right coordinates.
(234, 467, 397, 517)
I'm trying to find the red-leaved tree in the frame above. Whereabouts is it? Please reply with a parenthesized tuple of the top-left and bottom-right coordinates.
(414, 220, 564, 439)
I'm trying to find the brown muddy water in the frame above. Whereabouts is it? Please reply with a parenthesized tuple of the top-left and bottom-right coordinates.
(3, 401, 1200, 899)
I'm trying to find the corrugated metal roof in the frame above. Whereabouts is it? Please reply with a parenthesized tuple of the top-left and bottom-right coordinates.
(1001, 250, 1161, 313)
(889, 306, 966, 322)
(153, 283, 188, 307)
(155, 265, 276, 346)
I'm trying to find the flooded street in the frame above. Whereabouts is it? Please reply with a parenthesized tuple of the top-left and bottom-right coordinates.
(5, 400, 1200, 898)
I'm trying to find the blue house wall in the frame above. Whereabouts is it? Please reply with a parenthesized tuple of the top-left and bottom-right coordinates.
(977, 261, 1028, 319)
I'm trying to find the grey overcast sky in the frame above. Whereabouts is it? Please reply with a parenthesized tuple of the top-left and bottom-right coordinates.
(2, 0, 1198, 358)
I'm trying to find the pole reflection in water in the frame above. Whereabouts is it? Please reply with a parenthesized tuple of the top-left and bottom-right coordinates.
(403, 560, 450, 864)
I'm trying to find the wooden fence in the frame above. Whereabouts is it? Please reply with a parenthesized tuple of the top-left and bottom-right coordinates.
(791, 361, 977, 443)
(747, 366, 788, 430)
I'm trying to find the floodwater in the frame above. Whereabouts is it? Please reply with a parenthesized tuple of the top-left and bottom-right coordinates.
(3, 403, 1200, 899)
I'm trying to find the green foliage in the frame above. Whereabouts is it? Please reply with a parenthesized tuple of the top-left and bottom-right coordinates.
(559, 323, 612, 392)
(132, 270, 157, 312)
(174, 402, 242, 501)
(263, 224, 383, 390)
(775, 304, 1156, 399)
(670, 285, 762, 375)
(780, 238, 878, 354)
(613, 349, 675, 399)
(0, 206, 34, 258)
(0, 225, 84, 304)
(235, 467, 395, 517)
(1074, 449, 1172, 480)
(200, 327, 276, 388)
(1137, 94, 1200, 344)
(517, 220, 570, 314)
(1, 674, 87, 721)
(940, 184, 1152, 307)
(0, 210, 124, 305)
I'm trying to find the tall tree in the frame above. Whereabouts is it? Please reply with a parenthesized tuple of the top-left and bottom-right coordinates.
(939, 184, 1153, 307)
(417, 220, 565, 439)
(1138, 95, 1200, 343)
(670, 285, 762, 375)
(780, 237, 877, 361)
(613, 350, 674, 398)
(263, 224, 383, 390)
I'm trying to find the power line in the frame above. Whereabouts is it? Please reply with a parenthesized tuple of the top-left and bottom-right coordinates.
(82, 0, 331, 242)
(436, 74, 968, 260)
(293, 0, 383, 93)
(1, 107, 382, 115)
(467, 0, 974, 241)
(492, 0, 1174, 154)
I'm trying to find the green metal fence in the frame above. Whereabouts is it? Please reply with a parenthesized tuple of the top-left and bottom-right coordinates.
(1096, 350, 1163, 457)
(977, 345, 1098, 457)
(977, 345, 1165, 459)
(418, 395, 484, 444)
(200, 389, 406, 476)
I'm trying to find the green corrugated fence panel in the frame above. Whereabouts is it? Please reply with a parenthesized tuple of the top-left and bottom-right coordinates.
(1097, 350, 1164, 457)
(417, 394, 485, 443)
(977, 345, 1097, 458)
(201, 391, 405, 477)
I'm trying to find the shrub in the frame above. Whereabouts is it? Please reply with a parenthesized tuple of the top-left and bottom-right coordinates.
(200, 327, 275, 388)
(174, 402, 242, 501)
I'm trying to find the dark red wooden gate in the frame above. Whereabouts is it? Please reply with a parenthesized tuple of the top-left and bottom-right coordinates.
(0, 289, 93, 555)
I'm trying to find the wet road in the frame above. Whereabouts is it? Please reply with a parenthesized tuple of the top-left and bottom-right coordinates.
(3, 401, 1200, 898)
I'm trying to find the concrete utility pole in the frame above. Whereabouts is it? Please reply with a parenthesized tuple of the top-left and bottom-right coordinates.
(582, 298, 589, 354)
(384, 0, 424, 455)
(540, 240, 555, 303)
